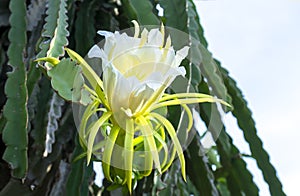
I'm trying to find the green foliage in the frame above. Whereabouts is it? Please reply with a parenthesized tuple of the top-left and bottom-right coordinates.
(185, 134, 219, 195)
(130, 0, 160, 25)
(38, 57, 91, 105)
(186, 0, 203, 89)
(27, 0, 69, 96)
(29, 77, 51, 156)
(45, 0, 69, 59)
(159, 0, 188, 32)
(66, 135, 94, 196)
(0, 0, 9, 27)
(198, 80, 260, 195)
(187, 0, 231, 111)
(220, 65, 285, 196)
(0, 0, 286, 195)
(74, 0, 97, 56)
(159, 0, 188, 50)
(187, 0, 208, 48)
(156, 163, 199, 196)
(2, 0, 28, 178)
(199, 45, 232, 109)
(122, 0, 160, 26)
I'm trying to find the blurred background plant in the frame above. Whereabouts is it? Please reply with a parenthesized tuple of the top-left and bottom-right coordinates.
(0, 0, 285, 195)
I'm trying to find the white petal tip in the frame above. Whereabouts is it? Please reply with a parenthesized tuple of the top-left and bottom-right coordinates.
(88, 45, 102, 58)
(97, 30, 114, 37)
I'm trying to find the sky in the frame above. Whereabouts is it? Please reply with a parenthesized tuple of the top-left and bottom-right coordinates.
(195, 0, 300, 195)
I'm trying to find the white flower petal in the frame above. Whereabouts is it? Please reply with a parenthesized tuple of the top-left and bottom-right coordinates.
(143, 73, 165, 91)
(129, 84, 154, 114)
(139, 28, 149, 46)
(111, 33, 140, 58)
(97, 30, 114, 37)
(174, 46, 189, 67)
(112, 51, 141, 74)
(148, 28, 163, 47)
(88, 45, 105, 59)
(160, 46, 176, 65)
(97, 31, 117, 60)
(95, 23, 190, 123)
(129, 47, 162, 65)
(103, 63, 142, 125)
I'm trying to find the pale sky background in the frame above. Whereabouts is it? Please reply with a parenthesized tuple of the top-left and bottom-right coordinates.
(195, 0, 300, 195)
